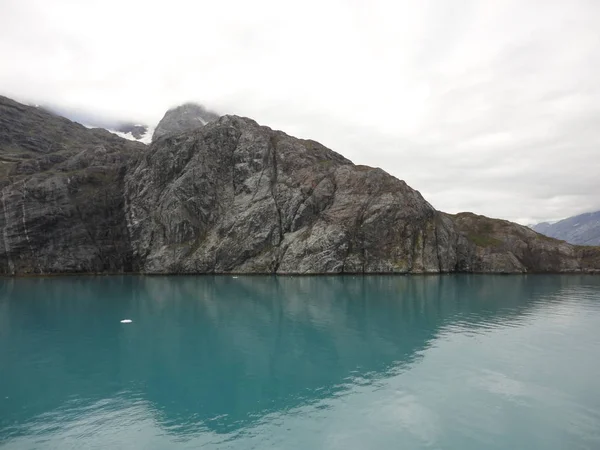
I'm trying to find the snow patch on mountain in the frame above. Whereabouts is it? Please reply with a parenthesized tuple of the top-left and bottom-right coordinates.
(106, 125, 154, 144)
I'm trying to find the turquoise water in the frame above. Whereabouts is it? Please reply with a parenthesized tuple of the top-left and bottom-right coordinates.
(1, 275, 599, 449)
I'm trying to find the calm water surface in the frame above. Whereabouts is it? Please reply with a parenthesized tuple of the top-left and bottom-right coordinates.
(1, 275, 599, 449)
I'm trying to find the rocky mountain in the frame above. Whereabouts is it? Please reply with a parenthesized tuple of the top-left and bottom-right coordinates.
(450, 213, 599, 273)
(0, 95, 145, 274)
(152, 103, 220, 142)
(531, 211, 600, 246)
(1, 95, 599, 275)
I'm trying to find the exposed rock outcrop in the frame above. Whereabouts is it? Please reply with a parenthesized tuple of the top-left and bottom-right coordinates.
(125, 115, 600, 274)
(126, 115, 475, 273)
(1, 96, 599, 275)
(152, 103, 219, 142)
(0, 96, 145, 274)
(450, 212, 600, 273)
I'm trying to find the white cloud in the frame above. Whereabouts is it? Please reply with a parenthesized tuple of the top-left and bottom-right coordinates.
(1, 0, 599, 224)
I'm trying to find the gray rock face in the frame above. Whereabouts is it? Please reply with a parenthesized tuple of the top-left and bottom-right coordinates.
(125, 115, 600, 274)
(531, 211, 600, 246)
(1, 95, 599, 275)
(0, 95, 145, 274)
(450, 213, 600, 273)
(127, 116, 472, 273)
(152, 103, 219, 142)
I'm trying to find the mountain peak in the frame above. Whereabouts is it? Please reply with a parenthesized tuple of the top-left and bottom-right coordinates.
(152, 102, 220, 142)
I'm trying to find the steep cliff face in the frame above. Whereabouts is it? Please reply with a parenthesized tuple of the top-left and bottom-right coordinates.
(1, 96, 599, 275)
(126, 115, 476, 274)
(125, 116, 600, 274)
(0, 96, 145, 274)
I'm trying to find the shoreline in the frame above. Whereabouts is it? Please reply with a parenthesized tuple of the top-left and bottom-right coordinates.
(2, 270, 600, 279)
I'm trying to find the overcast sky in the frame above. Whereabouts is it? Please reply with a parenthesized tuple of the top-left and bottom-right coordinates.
(1, 0, 599, 224)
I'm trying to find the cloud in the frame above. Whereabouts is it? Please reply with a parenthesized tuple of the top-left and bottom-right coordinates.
(1, 0, 599, 224)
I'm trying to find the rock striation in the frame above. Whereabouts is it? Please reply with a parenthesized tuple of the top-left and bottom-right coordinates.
(1, 95, 599, 275)
(450, 213, 600, 273)
(126, 115, 472, 273)
(125, 116, 600, 274)
(0, 96, 145, 274)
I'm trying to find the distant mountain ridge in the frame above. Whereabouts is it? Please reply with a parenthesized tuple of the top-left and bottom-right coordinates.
(109, 123, 153, 144)
(531, 211, 600, 246)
